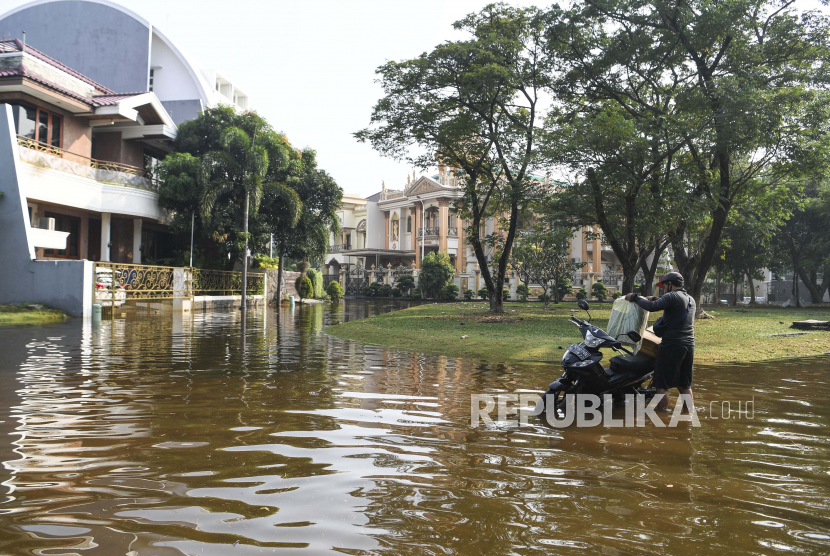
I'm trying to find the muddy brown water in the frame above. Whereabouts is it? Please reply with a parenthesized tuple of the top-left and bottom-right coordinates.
(0, 300, 828, 555)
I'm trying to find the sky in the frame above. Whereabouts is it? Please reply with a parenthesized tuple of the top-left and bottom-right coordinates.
(1, 0, 521, 197)
(0, 0, 824, 198)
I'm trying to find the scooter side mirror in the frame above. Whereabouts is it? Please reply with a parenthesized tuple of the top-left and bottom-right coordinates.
(626, 330, 642, 343)
(578, 299, 590, 311)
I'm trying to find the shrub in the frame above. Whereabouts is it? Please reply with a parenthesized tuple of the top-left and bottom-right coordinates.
(307, 268, 324, 298)
(463, 289, 475, 301)
(576, 288, 588, 301)
(538, 292, 553, 303)
(502, 288, 511, 301)
(478, 287, 489, 300)
(392, 287, 402, 297)
(592, 281, 608, 301)
(380, 284, 393, 297)
(395, 274, 415, 296)
(612, 291, 622, 300)
(442, 284, 460, 300)
(419, 251, 455, 298)
(253, 255, 279, 269)
(516, 284, 529, 302)
(326, 281, 344, 301)
(297, 275, 313, 300)
(556, 277, 573, 301)
(298, 261, 310, 273)
(412, 286, 423, 300)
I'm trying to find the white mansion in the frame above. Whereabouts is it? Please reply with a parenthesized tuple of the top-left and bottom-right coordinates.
(325, 167, 627, 297)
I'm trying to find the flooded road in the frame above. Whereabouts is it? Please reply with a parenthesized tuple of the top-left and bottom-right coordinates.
(0, 300, 828, 555)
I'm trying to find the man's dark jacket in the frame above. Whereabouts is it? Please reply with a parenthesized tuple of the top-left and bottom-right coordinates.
(630, 289, 696, 346)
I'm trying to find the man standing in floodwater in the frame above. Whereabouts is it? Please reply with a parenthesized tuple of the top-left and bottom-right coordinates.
(625, 272, 696, 411)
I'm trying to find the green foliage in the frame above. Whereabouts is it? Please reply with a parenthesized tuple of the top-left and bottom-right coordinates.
(395, 274, 415, 296)
(419, 252, 455, 298)
(442, 284, 460, 300)
(380, 284, 394, 297)
(412, 286, 423, 300)
(502, 288, 511, 301)
(538, 292, 553, 303)
(516, 284, 529, 302)
(556, 276, 573, 302)
(592, 281, 608, 301)
(576, 288, 588, 301)
(612, 291, 622, 300)
(356, 4, 551, 313)
(326, 281, 344, 301)
(307, 268, 324, 298)
(253, 255, 279, 269)
(392, 287, 402, 297)
(296, 275, 313, 300)
(464, 289, 475, 301)
(478, 287, 489, 300)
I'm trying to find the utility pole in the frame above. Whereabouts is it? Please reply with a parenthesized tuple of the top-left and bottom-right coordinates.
(189, 211, 194, 268)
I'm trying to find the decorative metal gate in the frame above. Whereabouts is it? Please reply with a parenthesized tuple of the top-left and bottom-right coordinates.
(345, 263, 371, 295)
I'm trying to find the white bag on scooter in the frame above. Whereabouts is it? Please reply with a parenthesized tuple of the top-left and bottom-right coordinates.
(607, 298, 649, 353)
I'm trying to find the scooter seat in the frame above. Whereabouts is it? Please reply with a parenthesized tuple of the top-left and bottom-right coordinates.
(609, 352, 654, 374)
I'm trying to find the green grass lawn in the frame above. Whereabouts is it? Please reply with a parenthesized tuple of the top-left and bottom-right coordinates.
(0, 304, 68, 326)
(325, 302, 830, 364)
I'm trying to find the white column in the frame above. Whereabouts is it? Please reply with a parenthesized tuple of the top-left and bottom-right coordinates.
(101, 212, 111, 262)
(132, 218, 142, 264)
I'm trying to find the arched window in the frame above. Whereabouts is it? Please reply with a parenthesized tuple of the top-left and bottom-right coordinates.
(407, 215, 412, 233)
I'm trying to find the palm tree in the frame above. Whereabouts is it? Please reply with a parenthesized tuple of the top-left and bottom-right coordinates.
(198, 125, 267, 310)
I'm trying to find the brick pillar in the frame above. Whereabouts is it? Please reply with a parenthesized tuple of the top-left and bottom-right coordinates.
(384, 211, 390, 249)
(581, 226, 589, 272)
(593, 227, 601, 275)
(438, 199, 449, 254)
(413, 203, 420, 267)
(457, 218, 465, 274)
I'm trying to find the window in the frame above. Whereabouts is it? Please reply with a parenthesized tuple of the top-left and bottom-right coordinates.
(407, 215, 411, 233)
(10, 102, 36, 140)
(149, 68, 155, 92)
(43, 212, 81, 259)
(10, 102, 62, 148)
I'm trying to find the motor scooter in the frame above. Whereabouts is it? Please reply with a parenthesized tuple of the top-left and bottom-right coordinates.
(536, 299, 656, 415)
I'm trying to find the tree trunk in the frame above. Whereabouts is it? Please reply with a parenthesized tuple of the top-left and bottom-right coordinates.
(241, 192, 249, 310)
(747, 270, 756, 304)
(798, 267, 824, 304)
(621, 267, 637, 296)
(716, 269, 721, 306)
(732, 276, 737, 306)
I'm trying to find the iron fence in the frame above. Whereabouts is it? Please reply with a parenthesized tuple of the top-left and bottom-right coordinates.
(92, 262, 264, 306)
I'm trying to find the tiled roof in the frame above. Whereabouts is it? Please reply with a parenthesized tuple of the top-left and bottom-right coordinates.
(92, 93, 144, 106)
(0, 63, 94, 105)
(0, 39, 115, 94)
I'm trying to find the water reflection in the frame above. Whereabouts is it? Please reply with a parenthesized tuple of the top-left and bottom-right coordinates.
(0, 301, 828, 554)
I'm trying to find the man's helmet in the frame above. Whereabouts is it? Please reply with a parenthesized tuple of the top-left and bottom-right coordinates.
(657, 271, 684, 289)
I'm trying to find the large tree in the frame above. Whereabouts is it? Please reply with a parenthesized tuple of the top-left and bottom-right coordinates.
(549, 0, 830, 313)
(157, 107, 295, 269)
(356, 4, 551, 313)
(268, 148, 342, 301)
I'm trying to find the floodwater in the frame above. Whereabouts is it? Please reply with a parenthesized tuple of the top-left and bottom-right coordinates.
(0, 301, 828, 555)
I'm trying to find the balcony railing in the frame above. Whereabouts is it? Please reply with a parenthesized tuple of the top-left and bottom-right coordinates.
(418, 227, 440, 237)
(330, 244, 352, 252)
(447, 226, 458, 236)
(17, 136, 158, 192)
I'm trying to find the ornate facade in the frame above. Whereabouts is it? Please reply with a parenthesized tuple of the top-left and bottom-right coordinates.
(326, 168, 631, 297)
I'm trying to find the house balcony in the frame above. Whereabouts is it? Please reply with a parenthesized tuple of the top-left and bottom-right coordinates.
(330, 244, 352, 252)
(418, 226, 439, 238)
(17, 136, 157, 191)
(14, 137, 164, 221)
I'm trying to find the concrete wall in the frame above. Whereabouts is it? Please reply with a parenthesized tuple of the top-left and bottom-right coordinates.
(265, 269, 301, 302)
(160, 100, 204, 126)
(0, 1, 151, 94)
(0, 105, 92, 316)
(365, 201, 385, 249)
